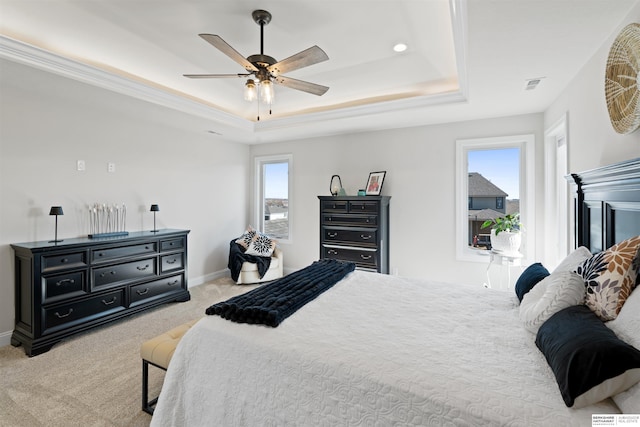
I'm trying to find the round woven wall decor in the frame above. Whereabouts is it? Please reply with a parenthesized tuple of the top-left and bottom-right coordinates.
(605, 23, 640, 134)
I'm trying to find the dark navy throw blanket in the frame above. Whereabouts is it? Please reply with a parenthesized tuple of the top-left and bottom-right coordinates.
(206, 259, 356, 327)
(228, 239, 271, 282)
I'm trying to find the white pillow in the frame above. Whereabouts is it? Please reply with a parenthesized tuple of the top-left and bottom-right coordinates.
(608, 288, 640, 413)
(552, 246, 592, 274)
(519, 271, 586, 334)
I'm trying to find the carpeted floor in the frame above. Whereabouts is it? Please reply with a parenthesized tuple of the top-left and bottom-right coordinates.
(0, 277, 257, 427)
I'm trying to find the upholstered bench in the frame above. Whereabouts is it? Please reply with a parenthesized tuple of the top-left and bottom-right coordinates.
(140, 319, 199, 414)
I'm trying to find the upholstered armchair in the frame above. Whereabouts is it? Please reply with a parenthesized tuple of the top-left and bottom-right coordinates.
(235, 247, 283, 284)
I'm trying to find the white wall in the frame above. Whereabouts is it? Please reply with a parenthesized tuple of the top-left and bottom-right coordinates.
(0, 59, 250, 344)
(544, 3, 640, 170)
(250, 113, 545, 285)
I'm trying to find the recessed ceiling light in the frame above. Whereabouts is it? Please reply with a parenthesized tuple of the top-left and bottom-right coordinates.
(393, 43, 408, 53)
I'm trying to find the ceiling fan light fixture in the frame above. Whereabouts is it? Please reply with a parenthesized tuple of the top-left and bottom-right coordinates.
(244, 79, 257, 101)
(260, 79, 274, 105)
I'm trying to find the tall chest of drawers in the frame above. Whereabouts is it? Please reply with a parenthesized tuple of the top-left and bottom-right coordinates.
(11, 229, 190, 356)
(318, 196, 390, 273)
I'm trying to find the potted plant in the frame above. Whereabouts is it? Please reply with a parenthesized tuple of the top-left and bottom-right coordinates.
(481, 213, 522, 253)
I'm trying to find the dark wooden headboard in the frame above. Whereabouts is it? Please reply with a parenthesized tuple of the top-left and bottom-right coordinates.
(569, 157, 640, 253)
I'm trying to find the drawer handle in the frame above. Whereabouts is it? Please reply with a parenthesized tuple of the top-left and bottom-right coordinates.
(137, 264, 150, 271)
(327, 232, 338, 238)
(328, 249, 338, 255)
(145, 246, 150, 249)
(54, 308, 74, 319)
(327, 216, 332, 221)
(60, 258, 69, 263)
(360, 234, 372, 240)
(366, 218, 371, 223)
(167, 280, 179, 286)
(166, 258, 177, 264)
(100, 271, 117, 278)
(332, 204, 336, 209)
(55, 278, 75, 287)
(136, 288, 149, 296)
(361, 205, 365, 210)
(169, 242, 175, 246)
(98, 253, 104, 257)
(360, 254, 372, 260)
(102, 296, 117, 305)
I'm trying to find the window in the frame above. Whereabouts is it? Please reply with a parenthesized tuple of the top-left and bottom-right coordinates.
(456, 135, 535, 262)
(544, 113, 569, 268)
(254, 154, 292, 242)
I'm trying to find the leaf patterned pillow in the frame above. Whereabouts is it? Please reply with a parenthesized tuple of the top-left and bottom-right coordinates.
(575, 235, 640, 321)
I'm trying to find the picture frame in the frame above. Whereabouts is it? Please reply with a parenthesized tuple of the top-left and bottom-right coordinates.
(365, 171, 386, 195)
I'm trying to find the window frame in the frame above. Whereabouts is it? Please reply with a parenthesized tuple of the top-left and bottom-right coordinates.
(455, 134, 535, 263)
(254, 154, 293, 244)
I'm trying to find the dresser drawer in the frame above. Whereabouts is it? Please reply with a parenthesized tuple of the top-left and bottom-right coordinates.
(42, 252, 87, 273)
(322, 213, 378, 227)
(43, 271, 86, 303)
(161, 237, 184, 252)
(348, 201, 378, 213)
(130, 274, 185, 307)
(160, 253, 184, 273)
(92, 243, 157, 263)
(323, 228, 377, 246)
(321, 200, 348, 213)
(92, 257, 156, 290)
(322, 245, 378, 269)
(43, 289, 125, 334)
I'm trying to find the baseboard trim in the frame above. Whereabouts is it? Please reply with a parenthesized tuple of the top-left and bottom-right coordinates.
(0, 329, 12, 348)
(188, 269, 229, 288)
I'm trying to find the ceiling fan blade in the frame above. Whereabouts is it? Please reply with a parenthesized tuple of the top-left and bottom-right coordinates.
(198, 34, 258, 72)
(268, 46, 329, 76)
(274, 75, 329, 96)
(184, 73, 251, 79)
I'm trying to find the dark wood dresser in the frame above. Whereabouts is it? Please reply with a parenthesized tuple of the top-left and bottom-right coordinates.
(11, 229, 190, 356)
(318, 196, 390, 273)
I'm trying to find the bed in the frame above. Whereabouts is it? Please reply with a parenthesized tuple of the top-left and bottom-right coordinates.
(151, 158, 640, 426)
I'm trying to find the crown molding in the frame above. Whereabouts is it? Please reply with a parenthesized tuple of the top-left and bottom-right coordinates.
(0, 35, 253, 133)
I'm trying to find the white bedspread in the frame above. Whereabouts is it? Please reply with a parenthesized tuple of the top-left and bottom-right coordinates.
(151, 270, 619, 426)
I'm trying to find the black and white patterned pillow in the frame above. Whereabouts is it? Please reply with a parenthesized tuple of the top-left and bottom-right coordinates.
(235, 226, 256, 250)
(245, 232, 277, 257)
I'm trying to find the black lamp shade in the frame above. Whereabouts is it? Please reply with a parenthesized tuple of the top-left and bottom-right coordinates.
(49, 206, 64, 216)
(150, 204, 160, 212)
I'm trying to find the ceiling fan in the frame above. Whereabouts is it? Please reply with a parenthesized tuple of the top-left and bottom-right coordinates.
(184, 9, 329, 115)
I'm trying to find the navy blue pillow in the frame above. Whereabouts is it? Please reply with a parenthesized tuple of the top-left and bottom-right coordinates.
(535, 305, 640, 408)
(514, 263, 549, 302)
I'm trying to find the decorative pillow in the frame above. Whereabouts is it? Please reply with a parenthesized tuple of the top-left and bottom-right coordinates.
(245, 232, 277, 257)
(575, 235, 640, 321)
(608, 287, 640, 413)
(514, 263, 550, 302)
(235, 226, 256, 250)
(552, 246, 592, 274)
(535, 305, 640, 408)
(519, 271, 585, 334)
